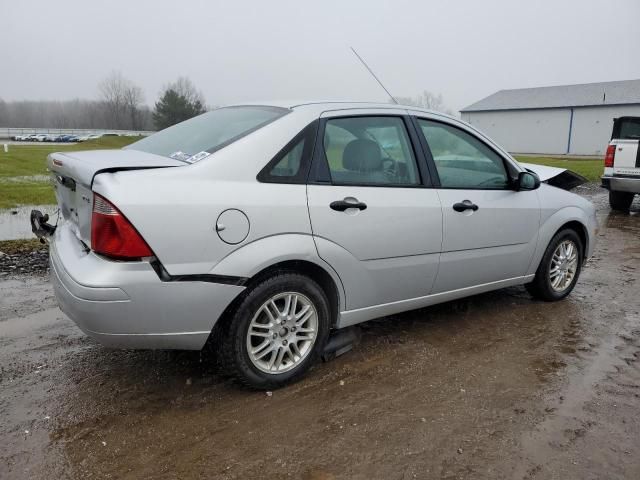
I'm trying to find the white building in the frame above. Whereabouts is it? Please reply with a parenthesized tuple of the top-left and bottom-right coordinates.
(460, 79, 640, 156)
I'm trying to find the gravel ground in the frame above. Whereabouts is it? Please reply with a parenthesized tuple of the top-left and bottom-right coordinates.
(0, 187, 639, 479)
(0, 240, 49, 277)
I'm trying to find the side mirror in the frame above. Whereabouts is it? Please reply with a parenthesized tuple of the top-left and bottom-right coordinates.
(516, 171, 540, 191)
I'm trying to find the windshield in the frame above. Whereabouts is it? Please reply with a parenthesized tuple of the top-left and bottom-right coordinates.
(126, 105, 289, 161)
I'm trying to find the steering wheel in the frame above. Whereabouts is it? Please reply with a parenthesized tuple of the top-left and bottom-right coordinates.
(381, 157, 397, 179)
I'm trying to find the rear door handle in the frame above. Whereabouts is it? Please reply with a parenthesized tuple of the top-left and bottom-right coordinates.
(452, 200, 479, 212)
(330, 199, 367, 212)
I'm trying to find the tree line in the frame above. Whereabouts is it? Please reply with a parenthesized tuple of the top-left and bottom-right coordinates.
(0, 71, 453, 131)
(0, 71, 208, 131)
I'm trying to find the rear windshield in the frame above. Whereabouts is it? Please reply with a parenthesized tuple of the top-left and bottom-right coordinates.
(612, 117, 640, 140)
(126, 105, 288, 161)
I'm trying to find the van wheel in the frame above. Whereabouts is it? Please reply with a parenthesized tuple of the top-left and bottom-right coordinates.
(526, 229, 583, 302)
(609, 190, 634, 211)
(219, 272, 330, 389)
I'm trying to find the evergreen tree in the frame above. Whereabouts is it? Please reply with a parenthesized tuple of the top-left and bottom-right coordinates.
(152, 78, 206, 130)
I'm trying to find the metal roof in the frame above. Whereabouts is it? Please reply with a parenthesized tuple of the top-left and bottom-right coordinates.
(461, 79, 640, 112)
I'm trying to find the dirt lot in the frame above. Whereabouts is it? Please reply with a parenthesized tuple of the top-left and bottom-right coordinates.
(1, 187, 639, 480)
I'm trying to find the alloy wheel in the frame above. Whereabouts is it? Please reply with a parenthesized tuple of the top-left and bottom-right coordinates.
(549, 240, 578, 292)
(246, 292, 318, 374)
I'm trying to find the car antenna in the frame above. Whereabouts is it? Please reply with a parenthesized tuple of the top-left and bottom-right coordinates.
(350, 46, 398, 104)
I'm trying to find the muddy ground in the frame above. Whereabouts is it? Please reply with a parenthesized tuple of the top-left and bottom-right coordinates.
(1, 188, 639, 480)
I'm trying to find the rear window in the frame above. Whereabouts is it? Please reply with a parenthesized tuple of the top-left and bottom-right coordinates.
(126, 105, 288, 161)
(612, 117, 640, 140)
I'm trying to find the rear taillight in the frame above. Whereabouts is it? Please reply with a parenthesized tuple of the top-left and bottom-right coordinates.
(604, 144, 616, 168)
(91, 194, 153, 259)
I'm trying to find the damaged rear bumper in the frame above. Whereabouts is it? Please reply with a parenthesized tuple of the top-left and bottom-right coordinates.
(49, 223, 245, 350)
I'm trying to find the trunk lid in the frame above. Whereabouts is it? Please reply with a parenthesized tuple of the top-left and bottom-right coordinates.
(47, 149, 184, 245)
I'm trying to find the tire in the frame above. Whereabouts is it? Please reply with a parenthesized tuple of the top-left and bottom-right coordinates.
(526, 229, 583, 302)
(609, 190, 634, 211)
(219, 272, 330, 389)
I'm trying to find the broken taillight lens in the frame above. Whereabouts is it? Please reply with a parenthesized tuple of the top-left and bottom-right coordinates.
(604, 144, 616, 168)
(91, 193, 153, 259)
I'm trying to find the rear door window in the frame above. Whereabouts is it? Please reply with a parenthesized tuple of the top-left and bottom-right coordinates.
(270, 139, 305, 177)
(257, 121, 317, 184)
(321, 116, 420, 186)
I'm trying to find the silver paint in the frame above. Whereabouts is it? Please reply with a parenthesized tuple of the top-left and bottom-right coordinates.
(46, 101, 597, 349)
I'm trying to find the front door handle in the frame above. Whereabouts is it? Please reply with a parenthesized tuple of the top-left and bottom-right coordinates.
(330, 199, 367, 212)
(452, 200, 479, 212)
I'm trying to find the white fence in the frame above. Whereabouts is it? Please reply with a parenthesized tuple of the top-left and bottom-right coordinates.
(0, 127, 154, 139)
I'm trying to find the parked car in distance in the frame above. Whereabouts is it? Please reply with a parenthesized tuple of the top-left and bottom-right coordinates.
(32, 101, 598, 389)
(57, 134, 79, 142)
(74, 134, 101, 142)
(601, 116, 640, 210)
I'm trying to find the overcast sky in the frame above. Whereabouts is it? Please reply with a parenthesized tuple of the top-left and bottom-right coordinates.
(2, 0, 640, 113)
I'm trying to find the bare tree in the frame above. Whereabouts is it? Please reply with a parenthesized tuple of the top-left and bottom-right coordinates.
(395, 90, 452, 115)
(0, 99, 154, 130)
(123, 84, 144, 130)
(99, 71, 127, 128)
(99, 71, 145, 129)
(169, 77, 206, 110)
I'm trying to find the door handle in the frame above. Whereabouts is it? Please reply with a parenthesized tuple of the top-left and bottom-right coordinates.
(330, 199, 367, 212)
(452, 200, 479, 212)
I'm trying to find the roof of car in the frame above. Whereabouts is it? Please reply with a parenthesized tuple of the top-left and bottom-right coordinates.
(227, 99, 439, 112)
(222, 100, 459, 123)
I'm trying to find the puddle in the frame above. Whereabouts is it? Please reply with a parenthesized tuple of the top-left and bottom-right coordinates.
(0, 175, 50, 184)
(0, 205, 58, 241)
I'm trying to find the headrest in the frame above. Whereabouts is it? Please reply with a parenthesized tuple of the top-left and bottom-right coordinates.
(342, 139, 382, 172)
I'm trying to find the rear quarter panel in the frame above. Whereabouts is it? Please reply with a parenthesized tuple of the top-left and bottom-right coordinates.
(93, 172, 313, 276)
(91, 109, 321, 276)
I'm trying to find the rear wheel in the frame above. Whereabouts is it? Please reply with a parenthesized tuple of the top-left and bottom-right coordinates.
(219, 272, 330, 389)
(609, 190, 634, 211)
(526, 229, 583, 301)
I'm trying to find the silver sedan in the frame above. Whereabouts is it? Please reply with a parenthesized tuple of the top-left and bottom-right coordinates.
(32, 101, 598, 389)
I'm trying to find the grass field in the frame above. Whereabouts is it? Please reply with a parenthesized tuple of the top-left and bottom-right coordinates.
(514, 155, 603, 182)
(0, 136, 138, 209)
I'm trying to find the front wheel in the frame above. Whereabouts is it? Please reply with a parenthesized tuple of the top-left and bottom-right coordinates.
(609, 190, 634, 211)
(219, 272, 330, 389)
(526, 229, 583, 301)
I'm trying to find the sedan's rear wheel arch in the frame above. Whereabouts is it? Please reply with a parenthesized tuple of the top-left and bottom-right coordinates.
(247, 260, 341, 328)
(217, 271, 332, 388)
(208, 259, 341, 352)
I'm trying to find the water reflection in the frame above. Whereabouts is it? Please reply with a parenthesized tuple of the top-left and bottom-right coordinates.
(0, 205, 58, 241)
